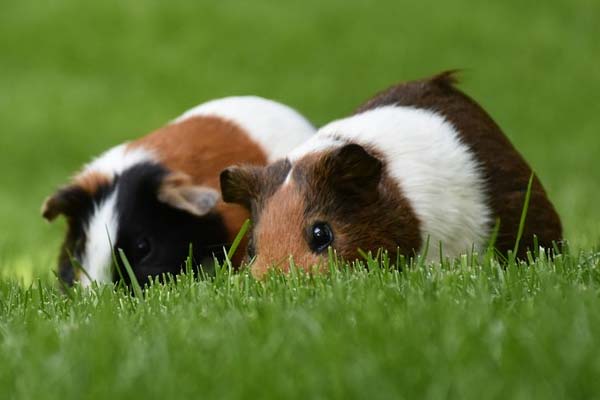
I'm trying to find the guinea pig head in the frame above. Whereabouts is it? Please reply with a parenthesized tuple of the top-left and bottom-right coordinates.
(43, 162, 227, 287)
(220, 144, 421, 277)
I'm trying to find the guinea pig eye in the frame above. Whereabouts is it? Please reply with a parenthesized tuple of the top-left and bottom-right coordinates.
(134, 237, 151, 261)
(309, 222, 334, 253)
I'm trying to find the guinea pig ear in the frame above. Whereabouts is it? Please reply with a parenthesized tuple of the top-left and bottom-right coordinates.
(328, 143, 382, 196)
(41, 185, 89, 222)
(220, 166, 261, 210)
(158, 172, 220, 217)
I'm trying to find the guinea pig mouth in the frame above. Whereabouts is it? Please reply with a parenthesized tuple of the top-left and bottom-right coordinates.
(249, 253, 327, 278)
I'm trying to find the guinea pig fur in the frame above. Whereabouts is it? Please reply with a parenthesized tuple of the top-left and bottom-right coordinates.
(42, 96, 315, 286)
(220, 72, 562, 277)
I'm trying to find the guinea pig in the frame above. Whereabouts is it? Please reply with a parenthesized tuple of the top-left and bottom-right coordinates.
(220, 72, 562, 277)
(42, 96, 315, 286)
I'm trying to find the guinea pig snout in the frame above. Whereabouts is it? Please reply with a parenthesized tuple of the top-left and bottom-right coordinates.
(249, 255, 278, 279)
(248, 184, 319, 277)
(249, 251, 301, 278)
(250, 250, 325, 279)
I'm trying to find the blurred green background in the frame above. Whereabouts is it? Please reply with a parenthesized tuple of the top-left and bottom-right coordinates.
(1, 0, 598, 280)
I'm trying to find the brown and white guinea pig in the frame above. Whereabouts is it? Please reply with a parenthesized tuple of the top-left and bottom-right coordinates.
(220, 72, 562, 277)
(42, 96, 315, 286)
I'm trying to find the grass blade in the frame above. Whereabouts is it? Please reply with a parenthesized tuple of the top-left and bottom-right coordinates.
(66, 249, 92, 283)
(107, 226, 125, 286)
(118, 249, 143, 299)
(52, 270, 74, 300)
(513, 173, 535, 257)
(227, 219, 251, 261)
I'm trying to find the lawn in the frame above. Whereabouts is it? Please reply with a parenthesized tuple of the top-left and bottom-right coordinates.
(2, 252, 600, 399)
(1, 0, 599, 398)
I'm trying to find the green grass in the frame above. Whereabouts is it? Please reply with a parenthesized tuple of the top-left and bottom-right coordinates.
(1, 0, 599, 398)
(2, 251, 600, 399)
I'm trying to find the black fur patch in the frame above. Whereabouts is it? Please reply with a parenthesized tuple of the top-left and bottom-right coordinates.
(113, 162, 229, 286)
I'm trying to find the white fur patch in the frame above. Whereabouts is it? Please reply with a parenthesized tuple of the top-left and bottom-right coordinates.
(80, 189, 119, 287)
(290, 105, 492, 260)
(174, 96, 315, 162)
(288, 135, 344, 162)
(81, 144, 156, 179)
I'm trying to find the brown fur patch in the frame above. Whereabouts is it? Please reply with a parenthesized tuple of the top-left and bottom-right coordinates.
(357, 71, 562, 256)
(129, 116, 268, 265)
(129, 116, 267, 188)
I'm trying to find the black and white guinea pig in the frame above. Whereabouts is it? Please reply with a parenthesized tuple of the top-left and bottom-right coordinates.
(42, 96, 315, 286)
(220, 72, 562, 277)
